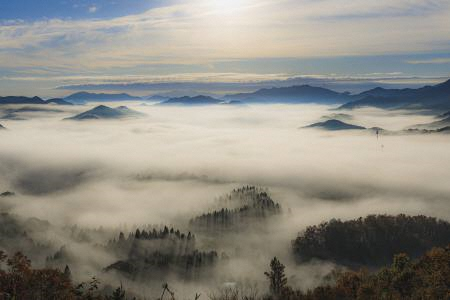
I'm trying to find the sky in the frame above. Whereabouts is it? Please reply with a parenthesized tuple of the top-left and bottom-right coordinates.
(0, 0, 450, 97)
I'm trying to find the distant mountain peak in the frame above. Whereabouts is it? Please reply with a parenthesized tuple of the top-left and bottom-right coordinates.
(224, 84, 351, 104)
(65, 105, 144, 120)
(304, 119, 366, 131)
(93, 104, 110, 110)
(45, 98, 73, 105)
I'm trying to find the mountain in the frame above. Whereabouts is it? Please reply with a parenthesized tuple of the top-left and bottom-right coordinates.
(0, 96, 46, 105)
(424, 116, 450, 129)
(1, 107, 64, 121)
(159, 95, 223, 106)
(64, 92, 141, 104)
(403, 127, 450, 134)
(65, 105, 145, 120)
(437, 111, 450, 119)
(0, 96, 73, 105)
(436, 126, 450, 133)
(408, 109, 450, 130)
(45, 98, 73, 105)
(411, 116, 450, 130)
(145, 94, 170, 102)
(224, 85, 352, 104)
(5, 107, 63, 113)
(320, 113, 353, 122)
(304, 119, 366, 131)
(339, 79, 450, 111)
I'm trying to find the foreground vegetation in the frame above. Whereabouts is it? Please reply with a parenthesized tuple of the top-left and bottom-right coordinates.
(1, 244, 449, 299)
(263, 245, 450, 300)
(2, 190, 450, 299)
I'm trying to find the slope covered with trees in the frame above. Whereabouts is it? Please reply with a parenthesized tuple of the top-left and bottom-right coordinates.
(0, 251, 137, 300)
(104, 226, 218, 280)
(292, 214, 450, 266)
(189, 186, 281, 232)
(259, 245, 450, 300)
(0, 213, 52, 263)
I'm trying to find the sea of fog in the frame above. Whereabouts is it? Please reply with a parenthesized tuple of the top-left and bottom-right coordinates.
(0, 103, 449, 295)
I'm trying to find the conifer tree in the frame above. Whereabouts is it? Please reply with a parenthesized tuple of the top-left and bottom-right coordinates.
(264, 257, 288, 297)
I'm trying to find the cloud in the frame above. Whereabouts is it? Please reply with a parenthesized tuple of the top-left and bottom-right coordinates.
(407, 57, 450, 64)
(88, 6, 98, 13)
(52, 74, 447, 96)
(0, 0, 449, 69)
(1, 104, 450, 296)
(0, 0, 449, 98)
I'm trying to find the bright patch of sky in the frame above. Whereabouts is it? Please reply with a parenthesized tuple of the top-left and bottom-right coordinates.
(0, 0, 449, 96)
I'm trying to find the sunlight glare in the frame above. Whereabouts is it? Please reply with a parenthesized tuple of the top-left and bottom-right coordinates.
(211, 0, 245, 13)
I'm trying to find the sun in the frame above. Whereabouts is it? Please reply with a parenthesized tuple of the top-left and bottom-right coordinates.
(211, 0, 245, 13)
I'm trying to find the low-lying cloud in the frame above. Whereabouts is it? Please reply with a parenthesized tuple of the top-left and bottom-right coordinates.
(0, 103, 449, 296)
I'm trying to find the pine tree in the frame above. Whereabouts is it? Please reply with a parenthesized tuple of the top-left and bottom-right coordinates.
(109, 285, 126, 300)
(63, 265, 72, 280)
(264, 257, 288, 297)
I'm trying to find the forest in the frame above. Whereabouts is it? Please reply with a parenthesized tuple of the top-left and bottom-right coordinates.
(1, 186, 450, 300)
(103, 227, 218, 280)
(189, 186, 281, 232)
(1, 244, 449, 299)
(292, 214, 450, 266)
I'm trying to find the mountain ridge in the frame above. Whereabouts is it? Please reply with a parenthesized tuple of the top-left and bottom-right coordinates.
(340, 78, 450, 111)
(159, 95, 223, 106)
(0, 96, 46, 105)
(64, 92, 141, 104)
(224, 85, 352, 104)
(2, 78, 449, 109)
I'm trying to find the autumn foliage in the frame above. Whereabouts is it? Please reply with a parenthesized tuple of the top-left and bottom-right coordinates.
(268, 245, 450, 300)
(0, 251, 74, 300)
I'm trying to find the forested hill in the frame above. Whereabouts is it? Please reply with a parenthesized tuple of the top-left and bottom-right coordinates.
(101, 226, 218, 280)
(292, 214, 450, 267)
(189, 186, 281, 232)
